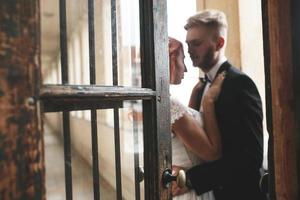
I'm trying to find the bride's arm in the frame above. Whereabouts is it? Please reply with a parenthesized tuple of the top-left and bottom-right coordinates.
(172, 113, 220, 161)
(172, 73, 225, 161)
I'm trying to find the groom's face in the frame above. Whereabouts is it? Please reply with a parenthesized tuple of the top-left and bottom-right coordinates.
(186, 26, 218, 73)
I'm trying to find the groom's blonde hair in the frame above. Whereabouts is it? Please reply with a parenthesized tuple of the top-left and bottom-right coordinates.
(184, 9, 228, 40)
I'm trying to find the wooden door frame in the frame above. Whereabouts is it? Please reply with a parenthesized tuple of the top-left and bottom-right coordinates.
(1, 0, 300, 199)
(262, 0, 299, 199)
(0, 1, 45, 199)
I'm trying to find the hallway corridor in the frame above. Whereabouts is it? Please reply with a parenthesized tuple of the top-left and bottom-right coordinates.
(44, 125, 116, 200)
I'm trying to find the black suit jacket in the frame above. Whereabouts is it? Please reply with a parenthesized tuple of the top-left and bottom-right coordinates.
(186, 62, 267, 200)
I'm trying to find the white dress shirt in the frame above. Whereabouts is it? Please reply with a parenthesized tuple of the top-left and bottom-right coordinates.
(200, 56, 227, 112)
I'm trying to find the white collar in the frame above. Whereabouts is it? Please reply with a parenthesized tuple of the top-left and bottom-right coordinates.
(206, 56, 227, 82)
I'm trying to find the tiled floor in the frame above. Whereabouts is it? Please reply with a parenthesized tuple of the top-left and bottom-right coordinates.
(44, 126, 116, 200)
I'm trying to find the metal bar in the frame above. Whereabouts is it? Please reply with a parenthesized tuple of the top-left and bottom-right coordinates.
(41, 99, 123, 113)
(88, 1, 100, 199)
(40, 85, 155, 112)
(88, 0, 96, 84)
(114, 108, 122, 199)
(62, 112, 73, 200)
(132, 102, 141, 200)
(111, 0, 118, 85)
(40, 85, 156, 99)
(139, 0, 154, 89)
(59, 0, 69, 84)
(142, 101, 156, 200)
(59, 1, 73, 199)
(111, 0, 122, 194)
(91, 109, 100, 200)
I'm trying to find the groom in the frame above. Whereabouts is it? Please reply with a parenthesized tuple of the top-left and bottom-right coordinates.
(172, 10, 267, 200)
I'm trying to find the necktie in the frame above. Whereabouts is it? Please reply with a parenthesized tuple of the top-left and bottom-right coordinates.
(205, 74, 211, 83)
(200, 74, 211, 83)
(200, 74, 211, 113)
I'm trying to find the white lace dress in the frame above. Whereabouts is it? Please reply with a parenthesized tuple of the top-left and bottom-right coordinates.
(171, 97, 215, 200)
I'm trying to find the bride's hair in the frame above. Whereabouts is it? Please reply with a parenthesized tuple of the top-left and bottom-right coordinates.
(169, 37, 183, 61)
(168, 37, 184, 83)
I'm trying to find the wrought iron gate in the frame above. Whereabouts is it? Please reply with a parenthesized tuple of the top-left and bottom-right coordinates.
(39, 0, 171, 199)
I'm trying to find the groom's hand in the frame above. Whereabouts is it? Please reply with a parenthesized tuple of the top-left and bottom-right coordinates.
(171, 165, 189, 197)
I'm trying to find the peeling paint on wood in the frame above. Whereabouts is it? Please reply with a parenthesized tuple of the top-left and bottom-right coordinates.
(0, 1, 45, 200)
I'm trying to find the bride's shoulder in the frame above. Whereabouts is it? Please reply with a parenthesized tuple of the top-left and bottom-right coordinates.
(170, 96, 188, 124)
(170, 96, 203, 127)
(170, 96, 187, 111)
(170, 96, 198, 114)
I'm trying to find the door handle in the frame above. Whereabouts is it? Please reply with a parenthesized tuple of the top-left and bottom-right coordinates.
(138, 166, 144, 182)
(259, 172, 269, 194)
(162, 168, 186, 188)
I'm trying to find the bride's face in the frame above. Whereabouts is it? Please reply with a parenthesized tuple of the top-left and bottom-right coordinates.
(171, 49, 187, 85)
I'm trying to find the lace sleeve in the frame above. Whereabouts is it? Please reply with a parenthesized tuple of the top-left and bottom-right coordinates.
(170, 96, 203, 127)
(170, 96, 188, 125)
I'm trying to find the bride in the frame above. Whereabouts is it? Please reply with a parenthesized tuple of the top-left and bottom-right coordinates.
(168, 37, 225, 200)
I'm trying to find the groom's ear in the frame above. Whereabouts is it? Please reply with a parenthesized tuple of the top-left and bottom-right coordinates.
(216, 37, 225, 50)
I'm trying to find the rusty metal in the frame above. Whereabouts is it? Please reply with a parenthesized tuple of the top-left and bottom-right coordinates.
(40, 85, 155, 112)
(0, 1, 45, 199)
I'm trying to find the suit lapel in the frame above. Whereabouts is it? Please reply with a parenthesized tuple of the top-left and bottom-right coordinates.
(196, 81, 208, 111)
(215, 61, 231, 78)
(196, 61, 232, 110)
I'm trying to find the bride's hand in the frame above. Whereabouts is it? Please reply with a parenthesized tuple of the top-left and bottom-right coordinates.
(203, 71, 226, 102)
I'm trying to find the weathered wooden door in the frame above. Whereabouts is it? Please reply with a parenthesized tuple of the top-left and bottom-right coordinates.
(262, 0, 299, 199)
(0, 0, 172, 199)
(0, 1, 45, 199)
